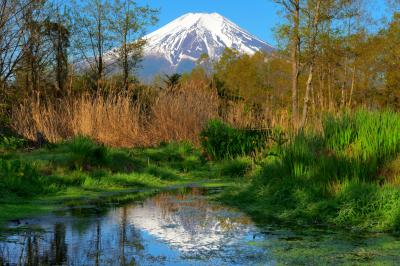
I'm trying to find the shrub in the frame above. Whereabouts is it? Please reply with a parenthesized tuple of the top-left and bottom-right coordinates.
(200, 120, 269, 160)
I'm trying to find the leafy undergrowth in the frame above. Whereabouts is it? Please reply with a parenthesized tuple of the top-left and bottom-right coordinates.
(220, 110, 400, 233)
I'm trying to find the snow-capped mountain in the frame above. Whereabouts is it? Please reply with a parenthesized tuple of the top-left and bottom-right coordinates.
(143, 12, 274, 65)
(104, 12, 275, 79)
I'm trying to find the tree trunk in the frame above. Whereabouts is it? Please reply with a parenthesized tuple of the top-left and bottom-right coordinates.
(300, 0, 321, 129)
(97, 5, 103, 90)
(291, 0, 300, 128)
(328, 65, 332, 111)
(340, 56, 348, 109)
(123, 26, 129, 91)
(348, 65, 356, 108)
(300, 64, 314, 128)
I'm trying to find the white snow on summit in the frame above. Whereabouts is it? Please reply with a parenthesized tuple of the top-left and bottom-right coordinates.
(142, 12, 274, 66)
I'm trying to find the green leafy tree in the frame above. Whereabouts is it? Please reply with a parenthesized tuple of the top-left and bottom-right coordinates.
(109, 0, 158, 91)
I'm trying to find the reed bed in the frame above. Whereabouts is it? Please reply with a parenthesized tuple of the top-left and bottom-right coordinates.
(11, 83, 222, 147)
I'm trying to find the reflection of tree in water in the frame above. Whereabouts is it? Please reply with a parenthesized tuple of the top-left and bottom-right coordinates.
(0, 188, 259, 265)
(0, 223, 68, 266)
(51, 224, 68, 265)
(26, 233, 39, 266)
(119, 206, 144, 265)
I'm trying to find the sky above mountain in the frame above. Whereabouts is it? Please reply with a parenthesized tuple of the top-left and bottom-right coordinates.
(137, 0, 393, 47)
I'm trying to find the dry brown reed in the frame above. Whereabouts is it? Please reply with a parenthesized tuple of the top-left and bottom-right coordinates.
(224, 102, 291, 130)
(12, 93, 143, 147)
(148, 82, 219, 145)
(11, 80, 296, 147)
(12, 82, 219, 147)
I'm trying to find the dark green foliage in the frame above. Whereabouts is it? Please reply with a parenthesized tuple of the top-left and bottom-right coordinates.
(0, 139, 208, 205)
(0, 159, 44, 197)
(200, 120, 269, 160)
(0, 136, 26, 151)
(59, 136, 108, 170)
(163, 73, 182, 88)
(217, 157, 253, 178)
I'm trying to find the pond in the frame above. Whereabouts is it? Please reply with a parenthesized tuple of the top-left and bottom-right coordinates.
(1, 188, 400, 265)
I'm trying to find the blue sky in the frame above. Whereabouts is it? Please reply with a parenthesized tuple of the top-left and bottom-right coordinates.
(137, 0, 392, 46)
(138, 0, 280, 45)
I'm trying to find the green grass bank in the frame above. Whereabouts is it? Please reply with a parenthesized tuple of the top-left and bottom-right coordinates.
(0, 136, 238, 226)
(219, 110, 400, 232)
(1, 110, 400, 233)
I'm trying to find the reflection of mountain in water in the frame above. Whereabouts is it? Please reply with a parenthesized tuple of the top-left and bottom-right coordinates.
(127, 189, 254, 254)
(0, 188, 270, 265)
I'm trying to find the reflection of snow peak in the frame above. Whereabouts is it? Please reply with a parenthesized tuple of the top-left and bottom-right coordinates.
(142, 12, 275, 66)
(125, 193, 252, 253)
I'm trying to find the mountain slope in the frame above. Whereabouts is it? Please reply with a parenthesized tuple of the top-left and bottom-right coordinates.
(143, 12, 274, 65)
(104, 12, 275, 80)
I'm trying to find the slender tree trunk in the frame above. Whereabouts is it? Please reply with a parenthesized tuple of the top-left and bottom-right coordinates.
(348, 65, 356, 108)
(340, 56, 348, 109)
(97, 5, 103, 90)
(328, 65, 332, 111)
(318, 69, 325, 110)
(300, 64, 314, 128)
(291, 0, 300, 128)
(341, 19, 351, 109)
(123, 26, 129, 91)
(311, 77, 316, 115)
(300, 0, 321, 129)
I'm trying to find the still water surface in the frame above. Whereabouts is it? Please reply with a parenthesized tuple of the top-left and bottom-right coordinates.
(1, 188, 400, 265)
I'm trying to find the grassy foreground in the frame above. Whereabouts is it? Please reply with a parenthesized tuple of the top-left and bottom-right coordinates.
(1, 110, 400, 234)
(0, 137, 239, 225)
(220, 110, 400, 233)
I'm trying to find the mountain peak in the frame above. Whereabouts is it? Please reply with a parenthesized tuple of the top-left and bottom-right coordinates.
(102, 13, 275, 80)
(143, 12, 274, 66)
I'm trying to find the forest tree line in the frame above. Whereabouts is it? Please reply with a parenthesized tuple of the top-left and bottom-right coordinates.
(0, 0, 157, 125)
(0, 0, 400, 130)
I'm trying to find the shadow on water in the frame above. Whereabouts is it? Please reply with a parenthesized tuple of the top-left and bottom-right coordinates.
(1, 187, 400, 265)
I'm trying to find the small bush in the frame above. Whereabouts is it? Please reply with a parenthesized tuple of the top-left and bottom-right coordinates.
(200, 120, 269, 160)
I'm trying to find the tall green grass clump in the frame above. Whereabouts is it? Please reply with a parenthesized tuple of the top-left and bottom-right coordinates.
(59, 136, 108, 169)
(0, 159, 45, 197)
(201, 120, 269, 160)
(323, 110, 400, 180)
(226, 110, 400, 232)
